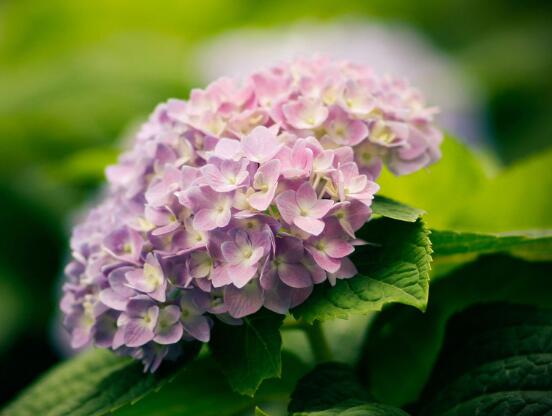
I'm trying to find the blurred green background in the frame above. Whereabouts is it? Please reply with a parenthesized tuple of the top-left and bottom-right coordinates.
(1, 0, 551, 405)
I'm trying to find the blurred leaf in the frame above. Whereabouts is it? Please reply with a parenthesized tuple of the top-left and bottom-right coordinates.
(379, 137, 552, 233)
(255, 407, 271, 416)
(2, 345, 199, 416)
(418, 303, 552, 415)
(361, 256, 552, 407)
(210, 309, 284, 397)
(114, 351, 309, 416)
(377, 136, 489, 230)
(293, 218, 432, 323)
(288, 363, 371, 413)
(0, 265, 29, 355)
(292, 401, 410, 416)
(371, 196, 425, 222)
(45, 146, 118, 187)
(461, 148, 552, 232)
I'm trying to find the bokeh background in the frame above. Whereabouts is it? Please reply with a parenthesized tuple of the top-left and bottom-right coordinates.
(1, 0, 551, 405)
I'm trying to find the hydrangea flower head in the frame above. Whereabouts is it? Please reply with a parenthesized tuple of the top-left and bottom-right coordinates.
(62, 57, 442, 370)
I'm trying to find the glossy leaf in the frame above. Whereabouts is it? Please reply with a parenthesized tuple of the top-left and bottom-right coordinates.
(292, 401, 409, 416)
(113, 351, 309, 416)
(419, 303, 552, 415)
(361, 256, 552, 406)
(209, 309, 284, 396)
(2, 345, 199, 416)
(288, 363, 371, 413)
(430, 229, 552, 278)
(293, 218, 432, 323)
(371, 196, 425, 222)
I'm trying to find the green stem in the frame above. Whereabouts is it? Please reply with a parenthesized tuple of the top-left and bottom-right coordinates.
(303, 321, 333, 363)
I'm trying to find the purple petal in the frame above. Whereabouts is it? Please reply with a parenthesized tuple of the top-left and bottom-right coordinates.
(224, 280, 264, 318)
(278, 263, 312, 289)
(154, 322, 184, 345)
(124, 320, 155, 347)
(183, 315, 211, 342)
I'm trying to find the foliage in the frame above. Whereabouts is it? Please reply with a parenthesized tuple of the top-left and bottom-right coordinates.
(2, 135, 552, 416)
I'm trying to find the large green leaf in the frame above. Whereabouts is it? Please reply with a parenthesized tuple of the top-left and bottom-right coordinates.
(288, 363, 408, 416)
(460, 148, 552, 232)
(419, 303, 552, 415)
(288, 363, 372, 413)
(113, 351, 309, 416)
(376, 136, 489, 230)
(430, 229, 552, 278)
(292, 402, 410, 416)
(209, 309, 284, 396)
(1, 345, 200, 416)
(432, 229, 552, 257)
(371, 196, 425, 222)
(378, 136, 552, 233)
(361, 256, 552, 407)
(293, 218, 432, 323)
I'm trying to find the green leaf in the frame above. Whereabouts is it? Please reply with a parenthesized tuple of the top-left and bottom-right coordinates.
(376, 136, 489, 230)
(292, 401, 410, 416)
(293, 218, 432, 323)
(288, 363, 372, 413)
(2, 345, 200, 416)
(361, 256, 552, 407)
(419, 303, 552, 416)
(113, 351, 309, 416)
(460, 148, 552, 232)
(430, 229, 552, 278)
(377, 136, 552, 233)
(0, 264, 29, 355)
(431, 229, 552, 258)
(255, 407, 271, 416)
(371, 196, 425, 222)
(209, 309, 285, 397)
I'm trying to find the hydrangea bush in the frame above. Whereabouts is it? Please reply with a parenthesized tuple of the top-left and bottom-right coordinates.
(61, 57, 442, 371)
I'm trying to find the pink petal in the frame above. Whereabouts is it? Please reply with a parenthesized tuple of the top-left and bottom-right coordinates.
(309, 199, 334, 219)
(248, 186, 276, 211)
(221, 241, 243, 264)
(228, 263, 257, 288)
(215, 207, 232, 228)
(275, 190, 300, 224)
(283, 98, 329, 129)
(293, 216, 325, 236)
(305, 246, 341, 273)
(213, 138, 242, 160)
(193, 209, 218, 231)
(254, 159, 281, 189)
(211, 266, 232, 288)
(242, 126, 282, 163)
(325, 239, 354, 258)
(295, 182, 317, 210)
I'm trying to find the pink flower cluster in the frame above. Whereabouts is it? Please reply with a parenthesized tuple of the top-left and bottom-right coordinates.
(62, 57, 442, 370)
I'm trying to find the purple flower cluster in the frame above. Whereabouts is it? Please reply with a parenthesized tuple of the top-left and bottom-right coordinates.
(61, 57, 442, 370)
